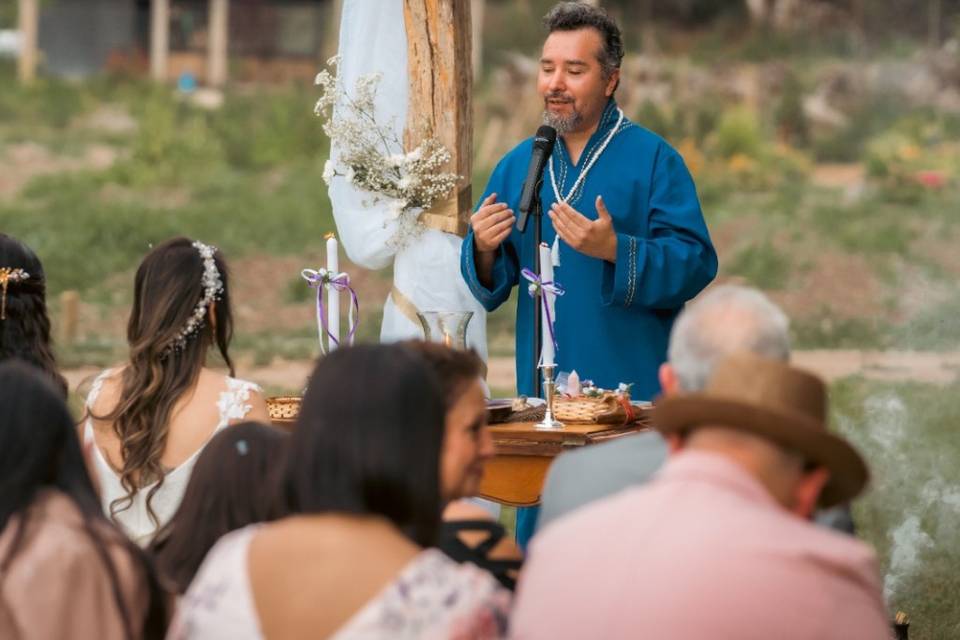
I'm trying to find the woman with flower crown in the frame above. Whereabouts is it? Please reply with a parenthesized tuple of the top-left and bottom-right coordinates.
(83, 237, 270, 546)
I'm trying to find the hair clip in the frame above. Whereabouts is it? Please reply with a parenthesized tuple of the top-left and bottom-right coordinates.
(0, 267, 30, 320)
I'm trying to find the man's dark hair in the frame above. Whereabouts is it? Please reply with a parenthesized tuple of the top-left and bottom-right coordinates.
(543, 2, 625, 80)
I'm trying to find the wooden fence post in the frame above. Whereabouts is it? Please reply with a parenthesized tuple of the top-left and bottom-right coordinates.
(207, 0, 229, 87)
(17, 0, 38, 84)
(59, 290, 80, 345)
(150, 0, 170, 82)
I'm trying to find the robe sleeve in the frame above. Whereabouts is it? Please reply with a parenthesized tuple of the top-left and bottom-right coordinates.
(601, 145, 718, 310)
(460, 162, 521, 312)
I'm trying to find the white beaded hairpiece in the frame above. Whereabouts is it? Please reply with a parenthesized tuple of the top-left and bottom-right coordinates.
(0, 267, 30, 321)
(164, 241, 224, 355)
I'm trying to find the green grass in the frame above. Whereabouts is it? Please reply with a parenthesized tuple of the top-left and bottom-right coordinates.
(724, 240, 791, 289)
(831, 378, 960, 639)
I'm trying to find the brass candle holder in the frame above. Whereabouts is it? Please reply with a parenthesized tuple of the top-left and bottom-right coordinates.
(535, 364, 565, 430)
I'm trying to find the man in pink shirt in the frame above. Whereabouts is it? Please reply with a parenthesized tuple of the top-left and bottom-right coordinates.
(511, 353, 891, 639)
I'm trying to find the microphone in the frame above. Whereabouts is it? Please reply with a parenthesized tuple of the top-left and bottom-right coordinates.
(516, 125, 557, 233)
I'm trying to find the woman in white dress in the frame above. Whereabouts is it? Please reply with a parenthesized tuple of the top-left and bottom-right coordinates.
(169, 344, 511, 639)
(84, 237, 269, 546)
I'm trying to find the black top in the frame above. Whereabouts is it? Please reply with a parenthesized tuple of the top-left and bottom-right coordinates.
(438, 519, 522, 591)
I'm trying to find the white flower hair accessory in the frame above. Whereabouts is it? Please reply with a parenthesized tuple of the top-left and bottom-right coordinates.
(165, 241, 224, 354)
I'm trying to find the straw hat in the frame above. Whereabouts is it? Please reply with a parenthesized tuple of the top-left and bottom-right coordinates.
(654, 352, 868, 507)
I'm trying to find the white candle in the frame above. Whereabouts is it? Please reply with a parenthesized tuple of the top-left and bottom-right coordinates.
(538, 242, 555, 368)
(326, 234, 340, 350)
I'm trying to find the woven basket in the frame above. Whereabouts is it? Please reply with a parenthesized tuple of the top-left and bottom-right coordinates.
(554, 393, 632, 424)
(267, 396, 302, 423)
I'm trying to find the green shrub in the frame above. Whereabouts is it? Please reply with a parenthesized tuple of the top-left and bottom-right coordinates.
(710, 107, 763, 159)
(724, 240, 791, 290)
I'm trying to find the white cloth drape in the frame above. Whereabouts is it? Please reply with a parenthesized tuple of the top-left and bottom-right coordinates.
(330, 0, 488, 362)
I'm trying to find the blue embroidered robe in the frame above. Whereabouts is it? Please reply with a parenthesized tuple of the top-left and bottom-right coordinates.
(461, 100, 718, 400)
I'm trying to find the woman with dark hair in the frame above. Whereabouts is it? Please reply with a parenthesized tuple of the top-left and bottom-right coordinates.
(84, 237, 270, 546)
(170, 344, 510, 639)
(149, 421, 288, 594)
(401, 341, 524, 590)
(0, 360, 167, 639)
(0, 233, 68, 396)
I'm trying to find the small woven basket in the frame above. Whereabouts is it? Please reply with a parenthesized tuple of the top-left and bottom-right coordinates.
(554, 393, 632, 424)
(266, 396, 302, 424)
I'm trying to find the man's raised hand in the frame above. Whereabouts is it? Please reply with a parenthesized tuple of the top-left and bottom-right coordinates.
(549, 195, 618, 262)
(471, 193, 515, 253)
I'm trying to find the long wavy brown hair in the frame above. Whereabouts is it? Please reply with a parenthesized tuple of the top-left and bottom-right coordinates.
(95, 237, 235, 526)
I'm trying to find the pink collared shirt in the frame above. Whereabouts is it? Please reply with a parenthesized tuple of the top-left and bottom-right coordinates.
(511, 450, 891, 640)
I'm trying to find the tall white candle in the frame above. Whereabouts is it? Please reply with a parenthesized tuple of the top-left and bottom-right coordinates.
(538, 242, 555, 368)
(326, 233, 340, 351)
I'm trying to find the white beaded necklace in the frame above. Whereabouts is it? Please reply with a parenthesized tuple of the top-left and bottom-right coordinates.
(549, 107, 625, 204)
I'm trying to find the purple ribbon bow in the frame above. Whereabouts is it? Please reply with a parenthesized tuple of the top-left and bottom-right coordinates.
(301, 267, 360, 353)
(521, 268, 565, 358)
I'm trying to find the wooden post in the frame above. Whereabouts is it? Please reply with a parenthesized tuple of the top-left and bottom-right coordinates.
(323, 0, 343, 64)
(150, 0, 170, 82)
(928, 0, 942, 50)
(471, 0, 484, 81)
(207, 0, 229, 87)
(403, 0, 473, 237)
(59, 290, 80, 345)
(17, 0, 38, 84)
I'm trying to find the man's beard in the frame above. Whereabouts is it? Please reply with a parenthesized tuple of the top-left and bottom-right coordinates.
(542, 94, 582, 134)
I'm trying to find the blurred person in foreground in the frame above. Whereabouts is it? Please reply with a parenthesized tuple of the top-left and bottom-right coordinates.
(149, 421, 289, 595)
(403, 341, 524, 590)
(0, 361, 167, 639)
(511, 353, 889, 639)
(537, 284, 854, 536)
(84, 237, 270, 546)
(0, 232, 68, 396)
(170, 344, 510, 639)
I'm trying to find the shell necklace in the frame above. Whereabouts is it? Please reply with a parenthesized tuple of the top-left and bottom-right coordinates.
(548, 107, 625, 204)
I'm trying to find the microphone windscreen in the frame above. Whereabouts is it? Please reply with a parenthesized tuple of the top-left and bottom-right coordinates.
(534, 125, 557, 150)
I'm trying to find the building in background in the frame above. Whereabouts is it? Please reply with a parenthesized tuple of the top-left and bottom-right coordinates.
(35, 0, 336, 84)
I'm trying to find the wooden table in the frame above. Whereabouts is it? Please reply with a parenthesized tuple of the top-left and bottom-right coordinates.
(478, 419, 651, 507)
(269, 397, 651, 508)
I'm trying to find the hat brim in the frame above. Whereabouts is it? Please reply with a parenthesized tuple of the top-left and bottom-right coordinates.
(654, 396, 868, 507)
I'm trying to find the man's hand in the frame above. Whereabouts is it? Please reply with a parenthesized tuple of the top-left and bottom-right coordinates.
(549, 195, 618, 262)
(471, 193, 515, 253)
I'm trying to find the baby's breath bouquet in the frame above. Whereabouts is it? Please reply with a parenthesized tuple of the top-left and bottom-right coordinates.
(314, 57, 459, 242)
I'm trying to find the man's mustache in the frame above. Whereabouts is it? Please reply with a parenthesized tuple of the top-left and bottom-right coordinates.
(545, 92, 574, 103)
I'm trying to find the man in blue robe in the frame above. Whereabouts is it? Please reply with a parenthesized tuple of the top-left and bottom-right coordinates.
(461, 2, 717, 545)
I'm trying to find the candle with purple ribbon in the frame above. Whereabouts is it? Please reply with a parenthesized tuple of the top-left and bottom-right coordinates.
(539, 242, 556, 367)
(326, 233, 340, 350)
(301, 264, 360, 355)
(521, 243, 565, 369)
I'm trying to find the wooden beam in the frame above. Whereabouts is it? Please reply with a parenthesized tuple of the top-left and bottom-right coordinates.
(403, 0, 473, 236)
(207, 0, 229, 87)
(150, 0, 170, 82)
(471, 0, 484, 80)
(17, 0, 38, 84)
(323, 0, 343, 64)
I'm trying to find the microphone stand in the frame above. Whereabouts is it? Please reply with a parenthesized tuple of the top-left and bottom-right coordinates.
(531, 177, 543, 399)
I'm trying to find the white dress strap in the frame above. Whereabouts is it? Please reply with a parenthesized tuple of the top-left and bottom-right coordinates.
(215, 378, 262, 430)
(83, 369, 116, 444)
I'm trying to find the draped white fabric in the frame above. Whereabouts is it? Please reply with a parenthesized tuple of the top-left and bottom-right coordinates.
(330, 0, 488, 361)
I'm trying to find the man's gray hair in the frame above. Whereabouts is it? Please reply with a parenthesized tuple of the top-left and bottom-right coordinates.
(543, 2, 624, 81)
(668, 285, 791, 392)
